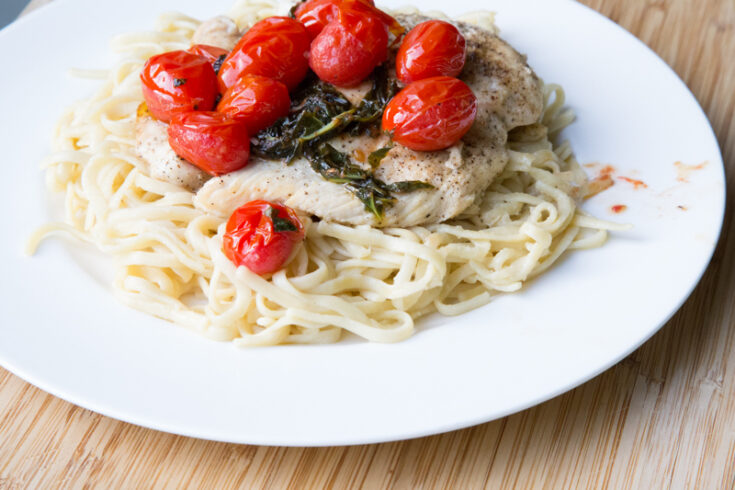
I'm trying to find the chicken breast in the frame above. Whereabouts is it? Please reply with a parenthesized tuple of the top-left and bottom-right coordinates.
(135, 111, 209, 192)
(191, 16, 241, 51)
(194, 14, 544, 226)
(137, 13, 544, 225)
(194, 131, 465, 226)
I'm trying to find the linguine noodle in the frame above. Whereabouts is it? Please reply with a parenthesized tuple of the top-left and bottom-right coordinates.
(29, 1, 625, 345)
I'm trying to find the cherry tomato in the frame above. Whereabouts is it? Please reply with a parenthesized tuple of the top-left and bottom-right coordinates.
(218, 17, 310, 92)
(140, 50, 219, 122)
(345, 0, 405, 42)
(395, 20, 466, 84)
(217, 75, 290, 134)
(309, 5, 388, 87)
(223, 200, 305, 275)
(295, 0, 374, 39)
(188, 44, 229, 71)
(167, 112, 250, 176)
(382, 76, 477, 152)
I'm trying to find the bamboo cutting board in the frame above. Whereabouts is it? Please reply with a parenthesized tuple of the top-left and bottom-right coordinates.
(2, 0, 734, 488)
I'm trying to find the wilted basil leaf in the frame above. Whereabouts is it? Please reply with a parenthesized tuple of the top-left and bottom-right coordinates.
(251, 66, 428, 218)
(265, 206, 298, 232)
(368, 144, 393, 169)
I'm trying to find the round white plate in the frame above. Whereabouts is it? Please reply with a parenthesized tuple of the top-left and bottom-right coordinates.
(0, 0, 724, 446)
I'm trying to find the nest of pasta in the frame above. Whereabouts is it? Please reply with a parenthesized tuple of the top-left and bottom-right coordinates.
(32, 2, 620, 345)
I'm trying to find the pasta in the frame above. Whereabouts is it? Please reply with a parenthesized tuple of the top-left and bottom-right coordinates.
(28, 1, 625, 345)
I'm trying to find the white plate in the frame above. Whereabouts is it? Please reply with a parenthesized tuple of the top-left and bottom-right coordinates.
(0, 0, 724, 446)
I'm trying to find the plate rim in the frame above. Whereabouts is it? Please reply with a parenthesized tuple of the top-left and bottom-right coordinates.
(0, 0, 726, 446)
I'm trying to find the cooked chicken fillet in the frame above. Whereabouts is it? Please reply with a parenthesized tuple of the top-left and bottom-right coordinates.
(191, 16, 241, 51)
(194, 15, 543, 226)
(135, 113, 209, 191)
(139, 14, 544, 226)
(195, 131, 466, 225)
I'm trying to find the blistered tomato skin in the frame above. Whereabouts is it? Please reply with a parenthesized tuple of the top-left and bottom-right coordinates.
(187, 44, 229, 68)
(140, 50, 219, 122)
(343, 0, 405, 42)
(217, 75, 290, 134)
(167, 112, 250, 176)
(382, 76, 477, 152)
(295, 0, 343, 39)
(295, 0, 377, 39)
(395, 20, 466, 83)
(218, 17, 310, 92)
(309, 6, 389, 87)
(223, 200, 305, 275)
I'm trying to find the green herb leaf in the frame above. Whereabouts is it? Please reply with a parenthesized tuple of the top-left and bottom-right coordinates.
(384, 181, 435, 193)
(265, 206, 298, 232)
(299, 108, 356, 142)
(212, 55, 226, 75)
(308, 143, 367, 182)
(348, 65, 399, 135)
(367, 144, 393, 169)
(253, 80, 352, 162)
(251, 66, 427, 219)
(288, 0, 305, 18)
(347, 180, 395, 219)
(174, 78, 187, 87)
(307, 143, 398, 219)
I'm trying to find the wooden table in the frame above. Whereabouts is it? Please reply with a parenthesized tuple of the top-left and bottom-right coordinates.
(2, 0, 734, 487)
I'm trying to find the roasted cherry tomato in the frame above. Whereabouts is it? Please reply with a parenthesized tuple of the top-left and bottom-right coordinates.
(218, 17, 310, 92)
(309, 5, 389, 87)
(217, 75, 290, 134)
(382, 76, 477, 151)
(344, 0, 404, 42)
(296, 0, 347, 39)
(188, 44, 229, 72)
(296, 0, 402, 40)
(395, 20, 466, 83)
(295, 0, 372, 39)
(167, 112, 250, 176)
(140, 50, 219, 122)
(223, 200, 305, 275)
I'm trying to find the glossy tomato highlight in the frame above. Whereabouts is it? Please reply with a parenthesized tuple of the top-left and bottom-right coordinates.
(223, 200, 305, 275)
(309, 5, 389, 87)
(217, 75, 290, 134)
(218, 17, 310, 92)
(295, 0, 388, 39)
(187, 44, 229, 69)
(395, 20, 466, 83)
(167, 112, 250, 176)
(382, 76, 477, 151)
(140, 50, 219, 122)
(296, 0, 347, 39)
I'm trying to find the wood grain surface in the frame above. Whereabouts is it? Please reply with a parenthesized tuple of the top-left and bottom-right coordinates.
(3, 0, 735, 488)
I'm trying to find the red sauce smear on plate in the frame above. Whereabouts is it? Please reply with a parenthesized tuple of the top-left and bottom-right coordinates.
(618, 176, 648, 189)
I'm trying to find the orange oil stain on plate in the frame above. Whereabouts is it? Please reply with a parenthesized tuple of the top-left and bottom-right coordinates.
(674, 161, 708, 182)
(618, 176, 648, 189)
